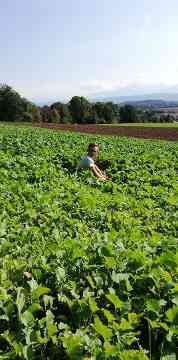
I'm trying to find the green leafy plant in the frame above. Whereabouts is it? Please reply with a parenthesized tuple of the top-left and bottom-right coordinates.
(0, 125, 177, 358)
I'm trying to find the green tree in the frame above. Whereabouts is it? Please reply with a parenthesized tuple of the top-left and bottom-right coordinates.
(103, 102, 119, 123)
(93, 101, 120, 123)
(21, 112, 33, 122)
(93, 102, 105, 121)
(119, 105, 137, 123)
(51, 102, 72, 123)
(0, 84, 26, 121)
(84, 106, 99, 124)
(50, 108, 61, 123)
(40, 106, 51, 122)
(0, 84, 41, 122)
(144, 110, 157, 123)
(25, 101, 42, 122)
(69, 96, 90, 123)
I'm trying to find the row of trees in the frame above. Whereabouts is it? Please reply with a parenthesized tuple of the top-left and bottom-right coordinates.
(0, 85, 41, 122)
(0, 85, 127, 123)
(46, 97, 121, 124)
(0, 84, 175, 124)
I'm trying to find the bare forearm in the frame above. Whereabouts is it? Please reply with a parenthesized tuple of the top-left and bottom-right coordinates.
(95, 165, 105, 176)
(91, 166, 105, 179)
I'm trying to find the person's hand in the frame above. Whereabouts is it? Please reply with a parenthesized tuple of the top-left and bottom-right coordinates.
(102, 173, 110, 180)
(24, 271, 32, 279)
(101, 175, 108, 181)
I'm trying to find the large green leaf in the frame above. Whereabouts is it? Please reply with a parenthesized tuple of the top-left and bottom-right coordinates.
(94, 316, 112, 340)
(20, 311, 35, 328)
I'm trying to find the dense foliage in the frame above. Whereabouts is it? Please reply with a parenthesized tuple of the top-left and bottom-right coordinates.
(40, 98, 121, 125)
(0, 85, 41, 123)
(1, 84, 175, 124)
(0, 126, 177, 359)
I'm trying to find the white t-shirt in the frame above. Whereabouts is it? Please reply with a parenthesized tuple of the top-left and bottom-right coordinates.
(77, 154, 94, 170)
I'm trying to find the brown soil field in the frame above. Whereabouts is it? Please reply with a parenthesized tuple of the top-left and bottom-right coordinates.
(34, 123, 178, 141)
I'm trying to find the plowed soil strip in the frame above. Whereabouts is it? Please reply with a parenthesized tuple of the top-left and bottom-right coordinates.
(34, 123, 178, 141)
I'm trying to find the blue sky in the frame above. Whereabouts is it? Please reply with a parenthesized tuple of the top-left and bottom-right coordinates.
(1, 0, 178, 103)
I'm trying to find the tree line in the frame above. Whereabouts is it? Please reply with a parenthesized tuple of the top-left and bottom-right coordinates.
(0, 84, 175, 124)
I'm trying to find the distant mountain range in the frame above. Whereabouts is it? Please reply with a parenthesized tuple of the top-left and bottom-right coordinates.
(89, 82, 178, 103)
(119, 99, 178, 108)
(35, 86, 178, 107)
(91, 93, 178, 103)
(88, 92, 178, 109)
(37, 94, 178, 107)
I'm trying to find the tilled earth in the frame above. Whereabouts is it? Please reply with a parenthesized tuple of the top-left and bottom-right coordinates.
(34, 123, 178, 141)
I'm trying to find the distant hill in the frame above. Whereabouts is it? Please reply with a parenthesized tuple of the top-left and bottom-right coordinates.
(119, 99, 178, 109)
(35, 91, 178, 107)
(91, 92, 178, 105)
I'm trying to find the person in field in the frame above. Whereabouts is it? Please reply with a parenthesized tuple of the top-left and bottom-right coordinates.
(76, 143, 108, 181)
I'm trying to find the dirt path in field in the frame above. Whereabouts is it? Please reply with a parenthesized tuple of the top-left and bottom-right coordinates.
(34, 123, 178, 141)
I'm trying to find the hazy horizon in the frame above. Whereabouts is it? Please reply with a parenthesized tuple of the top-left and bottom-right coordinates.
(1, 0, 178, 103)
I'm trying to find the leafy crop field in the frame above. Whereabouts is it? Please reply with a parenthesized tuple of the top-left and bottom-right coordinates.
(0, 126, 178, 360)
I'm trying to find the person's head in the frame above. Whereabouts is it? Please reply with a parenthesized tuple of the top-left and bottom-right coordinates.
(87, 143, 99, 158)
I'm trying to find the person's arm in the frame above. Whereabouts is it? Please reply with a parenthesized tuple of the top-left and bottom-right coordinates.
(95, 165, 109, 180)
(91, 164, 107, 180)
(94, 165, 106, 177)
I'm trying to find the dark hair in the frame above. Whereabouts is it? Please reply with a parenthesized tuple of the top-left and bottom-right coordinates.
(88, 143, 99, 151)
